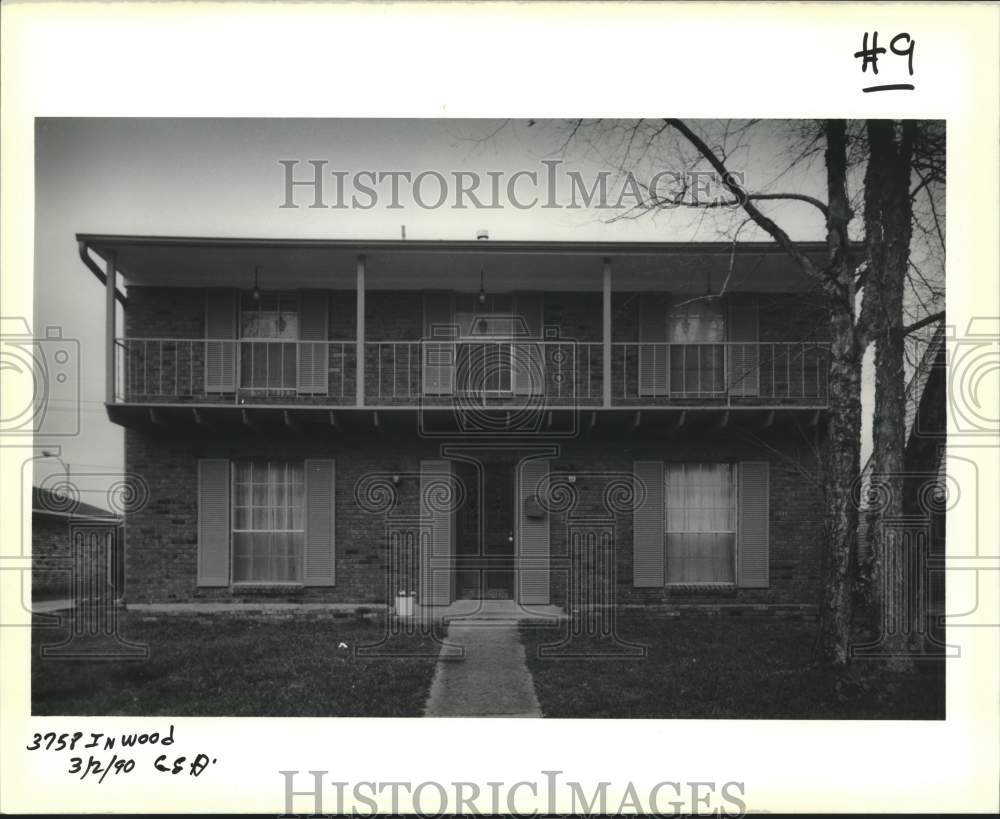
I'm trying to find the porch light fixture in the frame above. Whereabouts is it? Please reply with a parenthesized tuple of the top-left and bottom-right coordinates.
(252, 265, 262, 301)
(478, 266, 487, 304)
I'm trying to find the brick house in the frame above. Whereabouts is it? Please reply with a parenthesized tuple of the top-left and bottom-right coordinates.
(78, 235, 833, 612)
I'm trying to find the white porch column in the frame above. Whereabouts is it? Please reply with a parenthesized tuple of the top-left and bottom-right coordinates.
(105, 253, 117, 404)
(602, 258, 612, 408)
(356, 255, 366, 407)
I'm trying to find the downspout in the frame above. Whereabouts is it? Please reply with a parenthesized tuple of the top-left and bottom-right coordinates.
(78, 240, 127, 307)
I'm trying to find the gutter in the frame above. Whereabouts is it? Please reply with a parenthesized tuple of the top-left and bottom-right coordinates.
(75, 232, 846, 257)
(78, 240, 127, 307)
(33, 508, 121, 523)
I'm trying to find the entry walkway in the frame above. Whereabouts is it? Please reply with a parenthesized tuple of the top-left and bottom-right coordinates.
(423, 602, 551, 717)
(423, 621, 541, 717)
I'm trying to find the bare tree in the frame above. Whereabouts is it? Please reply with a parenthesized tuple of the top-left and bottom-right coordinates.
(856, 121, 944, 668)
(524, 117, 944, 666)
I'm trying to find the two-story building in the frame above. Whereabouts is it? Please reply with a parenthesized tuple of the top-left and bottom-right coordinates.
(78, 234, 832, 613)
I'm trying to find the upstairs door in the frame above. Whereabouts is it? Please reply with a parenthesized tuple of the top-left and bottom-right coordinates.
(239, 291, 299, 395)
(457, 314, 515, 398)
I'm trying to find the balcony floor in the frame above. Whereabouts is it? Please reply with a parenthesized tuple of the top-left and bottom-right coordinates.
(107, 402, 826, 437)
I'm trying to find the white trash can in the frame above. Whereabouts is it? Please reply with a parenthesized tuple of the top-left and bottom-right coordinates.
(395, 591, 415, 617)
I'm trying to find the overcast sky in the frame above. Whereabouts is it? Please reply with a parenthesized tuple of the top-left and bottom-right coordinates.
(33, 118, 864, 505)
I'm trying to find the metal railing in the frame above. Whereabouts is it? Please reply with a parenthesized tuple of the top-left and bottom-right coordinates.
(114, 338, 356, 403)
(365, 340, 602, 405)
(610, 341, 830, 404)
(113, 338, 829, 407)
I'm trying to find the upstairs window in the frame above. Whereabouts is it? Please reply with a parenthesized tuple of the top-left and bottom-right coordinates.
(239, 292, 298, 392)
(667, 301, 726, 396)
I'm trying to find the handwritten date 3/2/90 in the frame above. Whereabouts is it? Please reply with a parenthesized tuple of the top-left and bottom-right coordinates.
(26, 726, 217, 782)
(68, 752, 215, 781)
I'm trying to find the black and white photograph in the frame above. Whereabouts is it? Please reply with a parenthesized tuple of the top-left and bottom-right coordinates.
(1, 3, 997, 816)
(28, 115, 949, 721)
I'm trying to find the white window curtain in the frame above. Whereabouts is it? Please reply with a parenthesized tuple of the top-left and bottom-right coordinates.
(239, 292, 299, 391)
(667, 301, 725, 395)
(665, 462, 735, 583)
(232, 461, 305, 583)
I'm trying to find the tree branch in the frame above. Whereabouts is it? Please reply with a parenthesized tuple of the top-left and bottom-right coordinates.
(664, 118, 824, 281)
(901, 310, 945, 337)
(644, 190, 830, 217)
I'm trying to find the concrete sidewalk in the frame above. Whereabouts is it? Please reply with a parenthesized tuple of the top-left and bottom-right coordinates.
(423, 620, 542, 718)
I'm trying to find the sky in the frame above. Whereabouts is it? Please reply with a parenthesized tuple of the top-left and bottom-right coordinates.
(32, 118, 867, 506)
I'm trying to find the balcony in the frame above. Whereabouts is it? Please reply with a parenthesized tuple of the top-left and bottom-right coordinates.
(113, 338, 830, 409)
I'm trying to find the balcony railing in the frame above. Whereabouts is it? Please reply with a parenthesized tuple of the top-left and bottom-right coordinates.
(113, 338, 829, 407)
(114, 339, 357, 404)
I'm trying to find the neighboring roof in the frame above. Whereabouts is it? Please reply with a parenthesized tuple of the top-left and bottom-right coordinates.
(32, 486, 121, 522)
(77, 233, 851, 293)
(856, 320, 946, 518)
(903, 322, 947, 444)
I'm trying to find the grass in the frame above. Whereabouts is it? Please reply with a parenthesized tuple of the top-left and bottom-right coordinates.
(520, 613, 945, 719)
(32, 612, 442, 717)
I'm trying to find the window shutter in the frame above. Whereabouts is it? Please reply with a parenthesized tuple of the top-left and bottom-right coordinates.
(517, 459, 550, 604)
(638, 295, 669, 397)
(422, 292, 455, 395)
(197, 459, 230, 587)
(297, 290, 329, 395)
(633, 461, 665, 586)
(728, 296, 759, 397)
(303, 459, 336, 586)
(204, 290, 236, 393)
(737, 461, 769, 588)
(513, 292, 544, 396)
(420, 460, 454, 605)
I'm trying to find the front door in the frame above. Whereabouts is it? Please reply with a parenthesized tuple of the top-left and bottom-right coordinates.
(453, 460, 516, 599)
(482, 464, 516, 598)
(450, 456, 551, 603)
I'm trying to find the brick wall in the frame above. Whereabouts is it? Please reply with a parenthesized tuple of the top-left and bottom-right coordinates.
(119, 286, 829, 608)
(544, 427, 825, 608)
(125, 287, 829, 345)
(32, 516, 71, 596)
(122, 287, 829, 406)
(125, 287, 358, 403)
(125, 426, 433, 603)
(32, 516, 123, 598)
(123, 422, 825, 608)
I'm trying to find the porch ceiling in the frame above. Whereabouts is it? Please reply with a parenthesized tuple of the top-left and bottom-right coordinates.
(78, 235, 835, 293)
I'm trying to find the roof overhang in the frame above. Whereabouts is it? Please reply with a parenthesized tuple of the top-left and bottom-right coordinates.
(33, 509, 121, 523)
(77, 234, 843, 293)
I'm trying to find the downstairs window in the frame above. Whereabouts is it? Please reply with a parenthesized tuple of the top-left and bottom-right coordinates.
(231, 461, 304, 583)
(664, 462, 736, 584)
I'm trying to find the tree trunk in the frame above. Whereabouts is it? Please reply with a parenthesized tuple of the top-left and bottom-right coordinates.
(660, 118, 874, 666)
(816, 305, 862, 665)
(863, 121, 918, 668)
(813, 119, 861, 667)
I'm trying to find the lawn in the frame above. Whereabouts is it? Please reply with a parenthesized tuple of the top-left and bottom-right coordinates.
(520, 613, 945, 719)
(32, 612, 442, 717)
